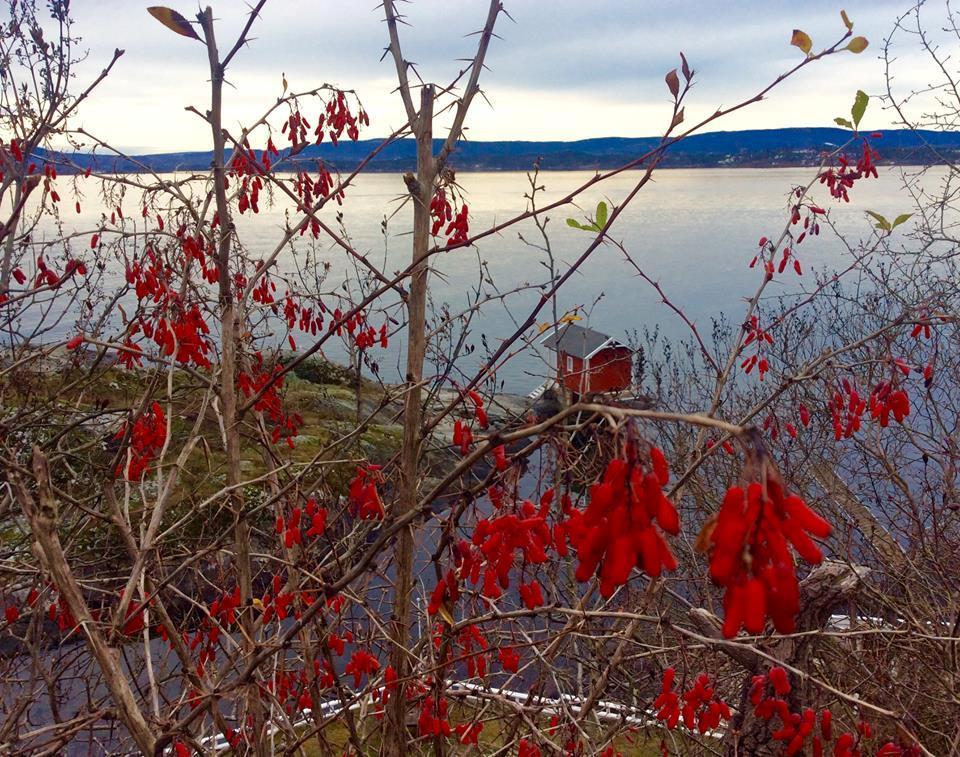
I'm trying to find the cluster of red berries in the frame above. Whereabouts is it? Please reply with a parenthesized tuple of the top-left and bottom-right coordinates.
(868, 382, 910, 427)
(114, 402, 167, 480)
(116, 590, 147, 636)
(518, 579, 545, 610)
(3, 604, 19, 625)
(471, 502, 552, 601)
(274, 498, 328, 549)
(251, 272, 278, 305)
(909, 320, 931, 340)
(418, 694, 452, 738)
(428, 495, 556, 619)
(266, 658, 334, 716)
(32, 255, 86, 289)
(237, 173, 262, 215)
(237, 357, 303, 447)
(125, 249, 213, 369)
(761, 411, 799, 442)
(565, 444, 679, 597)
(262, 136, 280, 171)
(348, 466, 384, 519)
(428, 568, 460, 616)
(180, 233, 219, 285)
(457, 624, 488, 678)
(794, 203, 824, 242)
(317, 90, 367, 145)
(499, 646, 520, 673)
(41, 163, 60, 203)
(4, 137, 24, 162)
(281, 109, 311, 149)
(227, 139, 269, 214)
(708, 470, 831, 637)
(518, 738, 542, 757)
(47, 591, 78, 633)
(456, 720, 483, 745)
(451, 390, 490, 454)
(830, 379, 866, 440)
(750, 666, 917, 757)
(353, 322, 388, 350)
(740, 315, 774, 381)
(654, 668, 732, 734)
(430, 186, 470, 245)
(293, 163, 343, 214)
(452, 420, 474, 454)
(260, 573, 310, 625)
(344, 649, 379, 688)
(819, 137, 880, 202)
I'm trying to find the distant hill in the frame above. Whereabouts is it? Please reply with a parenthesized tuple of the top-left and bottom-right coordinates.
(40, 127, 960, 174)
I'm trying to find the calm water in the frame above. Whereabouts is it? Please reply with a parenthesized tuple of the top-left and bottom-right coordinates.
(33, 166, 927, 393)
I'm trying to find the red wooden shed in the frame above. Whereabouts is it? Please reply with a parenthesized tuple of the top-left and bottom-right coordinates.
(541, 324, 632, 397)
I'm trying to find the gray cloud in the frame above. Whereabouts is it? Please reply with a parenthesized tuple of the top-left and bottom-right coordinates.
(59, 0, 923, 152)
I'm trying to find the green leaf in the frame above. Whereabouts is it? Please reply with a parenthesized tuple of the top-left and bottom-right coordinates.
(892, 213, 913, 228)
(847, 36, 869, 54)
(595, 201, 608, 229)
(791, 29, 813, 55)
(147, 6, 201, 40)
(851, 89, 869, 128)
(834, 117, 854, 129)
(865, 210, 891, 231)
(568, 219, 599, 232)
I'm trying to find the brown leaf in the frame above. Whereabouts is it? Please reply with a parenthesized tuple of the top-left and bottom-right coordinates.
(680, 52, 692, 82)
(665, 68, 680, 98)
(29, 25, 46, 49)
(671, 107, 685, 129)
(694, 514, 718, 554)
(436, 602, 455, 626)
(147, 6, 200, 40)
(846, 36, 869, 54)
(790, 29, 813, 56)
(840, 9, 853, 31)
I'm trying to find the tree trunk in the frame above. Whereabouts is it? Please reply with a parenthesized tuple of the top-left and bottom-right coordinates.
(199, 7, 262, 752)
(385, 83, 435, 757)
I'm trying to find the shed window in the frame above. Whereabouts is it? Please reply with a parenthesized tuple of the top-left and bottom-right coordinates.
(566, 355, 574, 372)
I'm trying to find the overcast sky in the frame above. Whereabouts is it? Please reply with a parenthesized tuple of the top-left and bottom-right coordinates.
(62, 0, 933, 153)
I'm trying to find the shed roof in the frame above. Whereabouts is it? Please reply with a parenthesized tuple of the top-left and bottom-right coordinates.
(540, 323, 626, 360)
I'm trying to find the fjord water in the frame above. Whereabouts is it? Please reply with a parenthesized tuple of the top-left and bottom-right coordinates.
(247, 165, 923, 393)
(49, 166, 925, 393)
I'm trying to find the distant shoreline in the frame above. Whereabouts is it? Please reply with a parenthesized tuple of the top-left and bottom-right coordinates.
(79, 162, 935, 174)
(37, 126, 960, 175)
(32, 159, 949, 177)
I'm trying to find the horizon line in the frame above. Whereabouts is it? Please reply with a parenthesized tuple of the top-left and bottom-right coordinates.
(57, 125, 920, 158)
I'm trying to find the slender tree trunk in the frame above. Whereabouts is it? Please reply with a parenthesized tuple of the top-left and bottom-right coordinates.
(199, 7, 261, 753)
(386, 83, 435, 757)
(0, 182, 22, 291)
